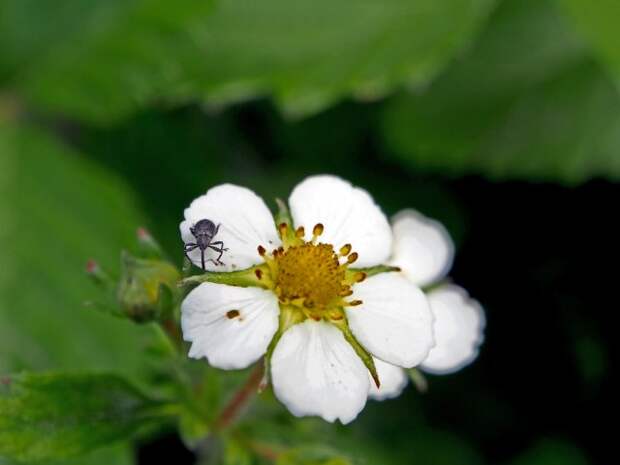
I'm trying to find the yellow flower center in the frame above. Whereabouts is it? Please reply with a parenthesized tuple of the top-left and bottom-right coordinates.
(274, 242, 344, 308)
(257, 223, 365, 320)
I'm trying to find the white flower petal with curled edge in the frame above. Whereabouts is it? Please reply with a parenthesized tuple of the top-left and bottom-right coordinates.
(181, 282, 279, 370)
(180, 184, 281, 272)
(420, 285, 486, 375)
(347, 273, 435, 368)
(289, 175, 392, 268)
(389, 209, 454, 287)
(271, 320, 370, 424)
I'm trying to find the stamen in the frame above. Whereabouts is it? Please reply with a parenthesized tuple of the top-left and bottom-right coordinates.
(339, 244, 352, 256)
(295, 226, 305, 238)
(257, 245, 266, 256)
(347, 252, 359, 264)
(312, 223, 324, 238)
(278, 222, 288, 237)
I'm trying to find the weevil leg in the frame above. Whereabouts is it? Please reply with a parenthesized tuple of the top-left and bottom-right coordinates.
(184, 243, 198, 252)
(183, 243, 199, 265)
(208, 242, 227, 265)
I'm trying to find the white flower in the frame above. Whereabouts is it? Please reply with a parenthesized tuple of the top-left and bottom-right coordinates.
(180, 176, 434, 424)
(368, 209, 486, 400)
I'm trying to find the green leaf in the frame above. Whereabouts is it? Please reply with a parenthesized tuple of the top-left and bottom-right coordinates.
(0, 0, 215, 122)
(382, 0, 620, 184)
(0, 372, 170, 462)
(2, 0, 494, 123)
(0, 123, 158, 380)
(556, 0, 620, 88)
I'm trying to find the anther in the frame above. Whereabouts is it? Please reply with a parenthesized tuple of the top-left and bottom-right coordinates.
(255, 269, 263, 280)
(339, 289, 353, 297)
(313, 223, 324, 237)
(347, 252, 359, 264)
(339, 244, 352, 256)
(295, 226, 305, 238)
(257, 245, 266, 256)
(353, 272, 367, 283)
(278, 222, 288, 236)
(348, 300, 363, 306)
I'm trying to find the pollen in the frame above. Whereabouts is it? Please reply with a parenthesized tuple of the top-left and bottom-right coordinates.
(257, 222, 364, 317)
(274, 243, 345, 308)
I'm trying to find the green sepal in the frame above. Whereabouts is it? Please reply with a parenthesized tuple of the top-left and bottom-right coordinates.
(179, 265, 269, 290)
(331, 314, 380, 388)
(262, 305, 305, 389)
(83, 299, 124, 319)
(274, 197, 297, 243)
(407, 368, 428, 393)
(421, 279, 450, 294)
(85, 260, 116, 293)
(347, 264, 401, 280)
(274, 197, 293, 228)
(135, 227, 165, 259)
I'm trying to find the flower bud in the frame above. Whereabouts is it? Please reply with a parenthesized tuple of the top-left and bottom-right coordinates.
(117, 251, 180, 323)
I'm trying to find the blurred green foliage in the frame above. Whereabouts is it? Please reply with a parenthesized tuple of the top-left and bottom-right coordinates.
(0, 125, 156, 378)
(0, 373, 168, 462)
(557, 0, 620, 87)
(1, 0, 614, 463)
(382, 0, 620, 183)
(0, 0, 493, 123)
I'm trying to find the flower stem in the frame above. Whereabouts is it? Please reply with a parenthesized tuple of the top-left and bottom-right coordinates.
(214, 362, 265, 431)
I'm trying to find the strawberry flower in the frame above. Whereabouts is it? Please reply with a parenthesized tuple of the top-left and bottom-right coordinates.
(180, 176, 434, 423)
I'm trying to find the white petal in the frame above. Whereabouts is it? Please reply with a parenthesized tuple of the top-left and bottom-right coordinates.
(181, 282, 279, 370)
(288, 175, 392, 267)
(271, 320, 369, 424)
(180, 184, 281, 272)
(389, 209, 454, 287)
(420, 285, 486, 375)
(368, 358, 408, 401)
(347, 273, 434, 368)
